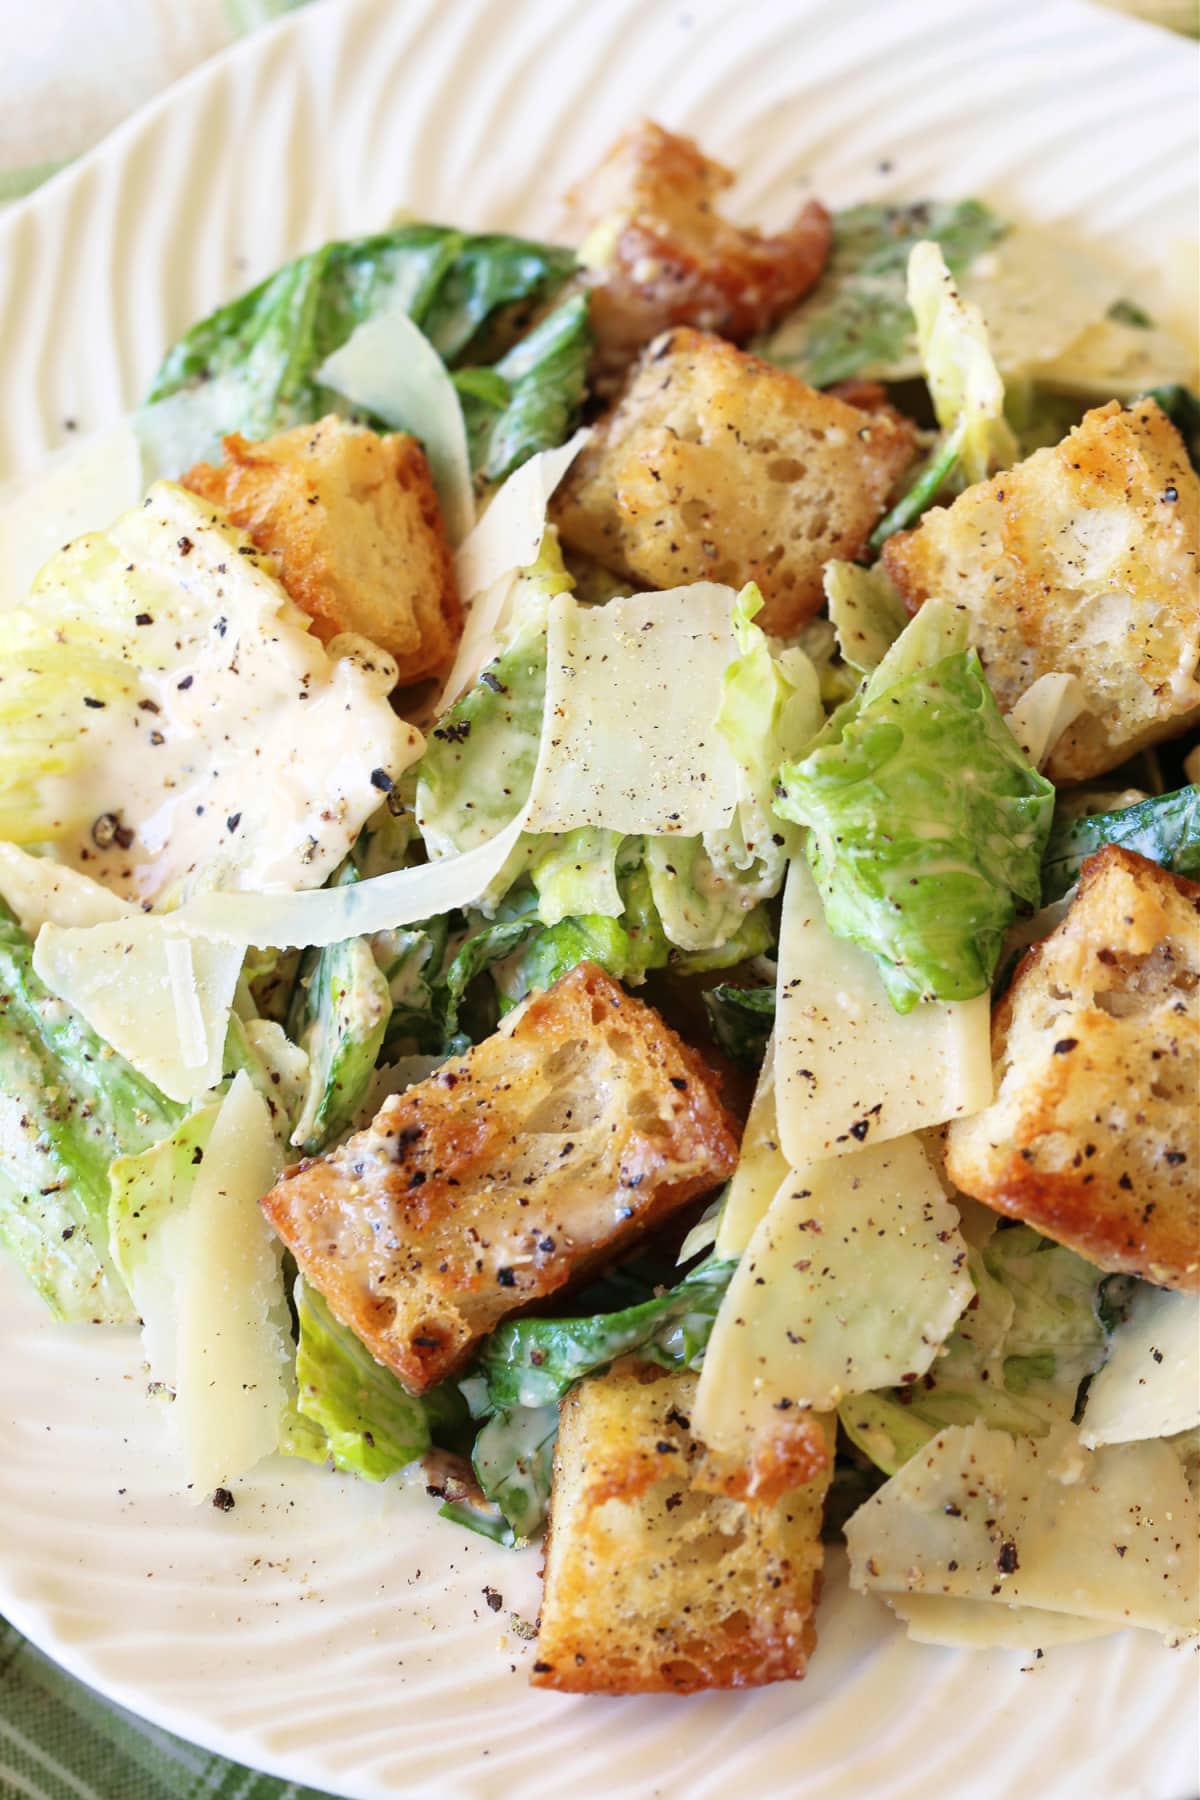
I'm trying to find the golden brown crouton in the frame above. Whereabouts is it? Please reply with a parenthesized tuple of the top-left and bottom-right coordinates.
(261, 963, 739, 1392)
(552, 328, 916, 636)
(184, 416, 461, 683)
(565, 119, 831, 392)
(884, 401, 1200, 783)
(532, 1361, 832, 1694)
(946, 847, 1199, 1290)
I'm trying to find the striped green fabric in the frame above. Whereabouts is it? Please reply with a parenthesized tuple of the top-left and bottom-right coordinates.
(0, 1619, 333, 1799)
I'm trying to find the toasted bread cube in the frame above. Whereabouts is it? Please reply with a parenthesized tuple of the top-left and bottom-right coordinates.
(946, 847, 1200, 1290)
(532, 1362, 832, 1695)
(883, 401, 1200, 783)
(564, 119, 831, 392)
(552, 328, 915, 636)
(184, 416, 461, 683)
(261, 963, 739, 1392)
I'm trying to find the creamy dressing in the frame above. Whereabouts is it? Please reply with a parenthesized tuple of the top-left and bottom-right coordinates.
(19, 482, 422, 904)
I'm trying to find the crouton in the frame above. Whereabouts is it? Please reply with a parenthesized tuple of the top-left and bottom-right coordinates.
(883, 400, 1200, 782)
(184, 416, 461, 683)
(260, 962, 739, 1392)
(946, 847, 1200, 1290)
(532, 1361, 832, 1694)
(565, 120, 831, 392)
(552, 328, 916, 636)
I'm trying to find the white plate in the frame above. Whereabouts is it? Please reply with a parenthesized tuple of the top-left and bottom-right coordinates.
(0, 2, 1196, 1795)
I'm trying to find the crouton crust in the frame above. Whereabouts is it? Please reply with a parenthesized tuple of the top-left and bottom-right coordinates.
(184, 415, 461, 683)
(553, 327, 916, 636)
(532, 1362, 832, 1694)
(946, 847, 1200, 1290)
(564, 119, 831, 391)
(260, 963, 739, 1392)
(883, 400, 1200, 782)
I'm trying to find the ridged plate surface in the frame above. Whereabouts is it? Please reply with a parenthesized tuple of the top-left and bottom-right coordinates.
(0, 2, 1196, 1794)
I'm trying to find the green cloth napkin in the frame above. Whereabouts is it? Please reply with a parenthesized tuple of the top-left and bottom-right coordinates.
(0, 1618, 333, 1799)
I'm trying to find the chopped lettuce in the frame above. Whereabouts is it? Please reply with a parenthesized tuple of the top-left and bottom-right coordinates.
(108, 1074, 289, 1498)
(288, 869, 393, 1154)
(467, 1403, 559, 1543)
(0, 899, 183, 1322)
(907, 239, 1017, 486)
(824, 561, 908, 674)
(1041, 784, 1200, 902)
(454, 293, 591, 483)
(145, 225, 577, 457)
(761, 199, 1006, 386)
(702, 982, 775, 1067)
(840, 1224, 1109, 1477)
(292, 1278, 466, 1480)
(480, 1254, 737, 1412)
(701, 583, 822, 901)
(775, 609, 1055, 1012)
(1145, 384, 1200, 469)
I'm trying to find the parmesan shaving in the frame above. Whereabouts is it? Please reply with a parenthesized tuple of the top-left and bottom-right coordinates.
(0, 843, 135, 933)
(845, 1423, 1199, 1639)
(455, 429, 589, 602)
(695, 1134, 971, 1456)
(1003, 674, 1087, 771)
(1080, 1285, 1200, 1449)
(524, 585, 739, 836)
(775, 857, 992, 1167)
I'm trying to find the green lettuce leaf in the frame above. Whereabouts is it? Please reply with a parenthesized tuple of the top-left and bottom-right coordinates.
(455, 293, 591, 482)
(1145, 384, 1200, 470)
(292, 1277, 466, 1481)
(467, 1403, 559, 1543)
(0, 899, 182, 1321)
(480, 1254, 738, 1412)
(840, 1224, 1108, 1477)
(287, 867, 392, 1154)
(702, 983, 775, 1066)
(1041, 784, 1200, 902)
(907, 238, 1017, 486)
(145, 226, 577, 455)
(775, 622, 1055, 1011)
(760, 199, 1006, 386)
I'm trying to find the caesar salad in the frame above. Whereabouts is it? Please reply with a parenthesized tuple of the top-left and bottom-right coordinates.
(0, 119, 1197, 1695)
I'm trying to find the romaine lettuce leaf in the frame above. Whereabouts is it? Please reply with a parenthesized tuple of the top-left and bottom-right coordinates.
(468, 1403, 559, 1543)
(455, 293, 591, 483)
(775, 627, 1055, 1012)
(907, 239, 1017, 486)
(0, 899, 183, 1322)
(761, 199, 1006, 386)
(480, 1254, 737, 1412)
(840, 1223, 1108, 1477)
(1041, 784, 1200, 902)
(145, 225, 576, 452)
(292, 1277, 466, 1481)
(702, 982, 775, 1066)
(288, 868, 393, 1154)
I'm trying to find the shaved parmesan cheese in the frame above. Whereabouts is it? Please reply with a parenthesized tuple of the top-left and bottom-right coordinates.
(775, 857, 992, 1167)
(0, 843, 134, 933)
(1033, 316, 1198, 400)
(317, 309, 475, 545)
(174, 810, 529, 951)
(715, 1039, 787, 1258)
(111, 1074, 289, 1498)
(524, 585, 739, 836)
(0, 423, 144, 611)
(1003, 674, 1087, 770)
(33, 916, 243, 1101)
(1080, 1286, 1200, 1449)
(887, 1595, 1116, 1649)
(959, 227, 1126, 377)
(695, 1134, 971, 1461)
(435, 570, 518, 710)
(844, 1423, 1199, 1639)
(455, 429, 589, 601)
